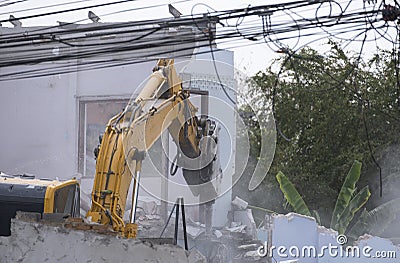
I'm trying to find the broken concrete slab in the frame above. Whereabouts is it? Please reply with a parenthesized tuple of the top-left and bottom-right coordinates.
(137, 196, 160, 215)
(231, 196, 248, 210)
(226, 224, 246, 233)
(231, 209, 257, 238)
(227, 206, 258, 240)
(0, 217, 205, 263)
(263, 212, 399, 263)
(243, 250, 261, 260)
(238, 243, 259, 250)
(186, 225, 205, 239)
(214, 229, 223, 239)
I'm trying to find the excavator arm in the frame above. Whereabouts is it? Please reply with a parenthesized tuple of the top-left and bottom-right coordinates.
(86, 59, 217, 238)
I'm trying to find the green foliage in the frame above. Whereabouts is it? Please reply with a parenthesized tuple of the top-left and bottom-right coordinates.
(276, 161, 371, 235)
(276, 171, 311, 217)
(347, 198, 400, 238)
(236, 42, 400, 226)
(312, 210, 321, 225)
(335, 186, 370, 234)
(331, 161, 362, 230)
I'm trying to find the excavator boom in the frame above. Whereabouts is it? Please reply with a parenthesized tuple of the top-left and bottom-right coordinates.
(86, 59, 217, 238)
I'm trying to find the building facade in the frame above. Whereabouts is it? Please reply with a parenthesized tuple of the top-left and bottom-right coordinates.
(0, 21, 235, 227)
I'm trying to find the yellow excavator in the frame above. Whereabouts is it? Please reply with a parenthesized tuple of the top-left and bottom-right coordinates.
(86, 58, 218, 238)
(0, 174, 80, 236)
(0, 59, 218, 238)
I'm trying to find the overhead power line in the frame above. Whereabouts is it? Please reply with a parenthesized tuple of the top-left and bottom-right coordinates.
(0, 0, 396, 81)
(0, 0, 138, 24)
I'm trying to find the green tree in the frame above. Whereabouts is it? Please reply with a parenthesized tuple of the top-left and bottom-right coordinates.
(234, 42, 400, 229)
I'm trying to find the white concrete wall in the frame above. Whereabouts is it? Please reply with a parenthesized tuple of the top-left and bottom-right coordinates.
(190, 49, 235, 228)
(0, 24, 235, 228)
(0, 62, 154, 180)
(258, 213, 399, 262)
(164, 48, 235, 227)
(0, 24, 197, 180)
(0, 63, 78, 179)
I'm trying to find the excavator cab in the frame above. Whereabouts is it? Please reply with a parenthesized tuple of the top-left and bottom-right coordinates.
(0, 172, 80, 236)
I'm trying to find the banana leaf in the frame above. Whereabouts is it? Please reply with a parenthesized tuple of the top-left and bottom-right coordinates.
(347, 198, 400, 239)
(276, 171, 311, 216)
(336, 186, 370, 234)
(331, 160, 362, 229)
(312, 210, 321, 225)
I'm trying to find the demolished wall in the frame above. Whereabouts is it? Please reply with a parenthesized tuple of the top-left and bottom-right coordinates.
(256, 213, 399, 262)
(0, 216, 205, 263)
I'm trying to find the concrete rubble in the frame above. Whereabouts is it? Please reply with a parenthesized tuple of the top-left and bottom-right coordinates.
(227, 197, 258, 239)
(81, 189, 170, 238)
(6, 193, 398, 263)
(176, 197, 265, 263)
(226, 223, 247, 233)
(0, 212, 205, 263)
(186, 224, 205, 239)
(255, 212, 400, 263)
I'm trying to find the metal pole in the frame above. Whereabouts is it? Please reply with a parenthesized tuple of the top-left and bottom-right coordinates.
(130, 170, 141, 224)
(160, 203, 176, 238)
(174, 198, 180, 245)
(181, 198, 188, 251)
(161, 131, 169, 222)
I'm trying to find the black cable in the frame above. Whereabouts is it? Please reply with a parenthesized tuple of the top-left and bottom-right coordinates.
(282, 9, 302, 50)
(0, 35, 239, 80)
(208, 26, 236, 105)
(0, 22, 379, 79)
(266, 10, 376, 143)
(0, 1, 350, 41)
(395, 26, 400, 110)
(362, 110, 383, 197)
(0, 0, 26, 8)
(0, 0, 94, 16)
(170, 154, 179, 176)
(0, 0, 310, 40)
(0, 2, 391, 80)
(270, 54, 295, 142)
(0, 6, 383, 48)
(0, 0, 137, 24)
(0, 0, 192, 42)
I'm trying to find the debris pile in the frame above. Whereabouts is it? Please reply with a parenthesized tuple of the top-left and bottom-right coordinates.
(179, 196, 264, 262)
(0, 211, 206, 263)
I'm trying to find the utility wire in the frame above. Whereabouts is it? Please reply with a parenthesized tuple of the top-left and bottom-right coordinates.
(0, 0, 95, 16)
(0, 0, 137, 24)
(0, 1, 394, 81)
